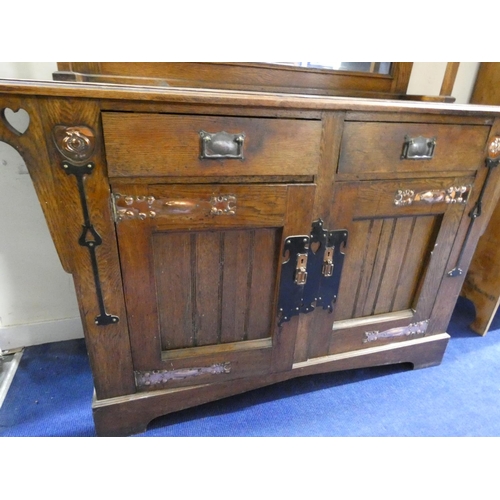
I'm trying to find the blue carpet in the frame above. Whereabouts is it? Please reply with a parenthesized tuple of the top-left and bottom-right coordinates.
(2, 295, 500, 437)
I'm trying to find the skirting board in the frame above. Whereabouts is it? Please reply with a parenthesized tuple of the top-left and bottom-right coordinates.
(0, 317, 84, 350)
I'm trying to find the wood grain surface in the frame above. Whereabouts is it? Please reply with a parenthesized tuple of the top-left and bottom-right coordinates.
(2, 74, 499, 435)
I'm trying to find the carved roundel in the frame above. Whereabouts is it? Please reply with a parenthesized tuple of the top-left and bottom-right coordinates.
(53, 125, 95, 163)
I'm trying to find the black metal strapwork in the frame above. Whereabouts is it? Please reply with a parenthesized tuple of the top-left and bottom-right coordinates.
(62, 161, 119, 326)
(277, 219, 348, 326)
(447, 155, 500, 278)
(318, 227, 348, 311)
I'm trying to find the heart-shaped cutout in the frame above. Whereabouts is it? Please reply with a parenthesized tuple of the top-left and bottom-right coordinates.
(310, 240, 321, 255)
(2, 107, 30, 135)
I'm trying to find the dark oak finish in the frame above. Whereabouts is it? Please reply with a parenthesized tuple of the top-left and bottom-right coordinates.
(2, 75, 500, 435)
(338, 122, 489, 176)
(102, 112, 322, 178)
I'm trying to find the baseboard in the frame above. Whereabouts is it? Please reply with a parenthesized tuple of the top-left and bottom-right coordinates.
(0, 317, 84, 350)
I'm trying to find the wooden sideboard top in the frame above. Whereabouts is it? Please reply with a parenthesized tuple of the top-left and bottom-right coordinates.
(2, 78, 500, 118)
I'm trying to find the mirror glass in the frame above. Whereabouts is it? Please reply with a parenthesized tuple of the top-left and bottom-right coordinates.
(266, 62, 392, 74)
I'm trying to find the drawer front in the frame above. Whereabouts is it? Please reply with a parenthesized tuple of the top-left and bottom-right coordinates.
(338, 122, 489, 176)
(102, 112, 322, 178)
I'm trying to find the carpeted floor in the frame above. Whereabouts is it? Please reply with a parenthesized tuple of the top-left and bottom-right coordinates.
(1, 296, 500, 437)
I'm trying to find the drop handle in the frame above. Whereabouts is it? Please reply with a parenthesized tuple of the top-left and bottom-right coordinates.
(401, 135, 436, 160)
(199, 130, 245, 159)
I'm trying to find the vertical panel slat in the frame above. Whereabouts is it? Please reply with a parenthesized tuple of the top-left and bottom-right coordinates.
(247, 229, 279, 340)
(194, 231, 222, 346)
(389, 216, 416, 310)
(393, 215, 440, 312)
(354, 219, 384, 317)
(334, 219, 372, 321)
(154, 232, 194, 350)
(361, 219, 395, 316)
(220, 230, 252, 343)
(373, 217, 415, 315)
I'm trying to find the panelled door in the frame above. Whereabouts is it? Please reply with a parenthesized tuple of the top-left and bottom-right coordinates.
(112, 182, 314, 391)
(329, 175, 475, 353)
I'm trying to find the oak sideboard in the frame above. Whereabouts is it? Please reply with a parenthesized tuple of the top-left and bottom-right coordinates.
(2, 78, 500, 436)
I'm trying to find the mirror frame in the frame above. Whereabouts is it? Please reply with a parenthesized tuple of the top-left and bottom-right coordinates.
(54, 62, 414, 99)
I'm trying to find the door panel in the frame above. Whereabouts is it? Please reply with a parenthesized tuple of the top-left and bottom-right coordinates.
(335, 215, 439, 320)
(153, 228, 280, 350)
(112, 182, 314, 390)
(329, 177, 473, 354)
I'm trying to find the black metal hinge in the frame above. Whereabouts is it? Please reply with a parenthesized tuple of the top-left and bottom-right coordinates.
(62, 161, 120, 326)
(447, 146, 500, 278)
(277, 219, 348, 326)
(52, 124, 119, 326)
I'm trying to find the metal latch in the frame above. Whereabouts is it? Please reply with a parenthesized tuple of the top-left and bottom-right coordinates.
(278, 219, 348, 326)
(322, 247, 334, 277)
(295, 253, 308, 285)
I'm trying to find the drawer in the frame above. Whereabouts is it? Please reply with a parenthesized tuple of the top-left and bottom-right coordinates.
(338, 121, 490, 176)
(102, 112, 322, 178)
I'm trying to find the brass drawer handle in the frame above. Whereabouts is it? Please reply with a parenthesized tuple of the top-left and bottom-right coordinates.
(401, 135, 436, 160)
(199, 130, 245, 159)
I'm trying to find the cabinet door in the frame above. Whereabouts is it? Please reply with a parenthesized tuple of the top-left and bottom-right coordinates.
(112, 182, 314, 390)
(330, 176, 474, 353)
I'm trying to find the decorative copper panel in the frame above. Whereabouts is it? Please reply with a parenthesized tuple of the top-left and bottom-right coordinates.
(53, 125, 95, 163)
(488, 136, 500, 159)
(135, 362, 231, 387)
(394, 185, 470, 206)
(364, 319, 429, 343)
(113, 193, 237, 222)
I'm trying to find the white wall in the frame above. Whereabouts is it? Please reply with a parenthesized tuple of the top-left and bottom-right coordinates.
(407, 62, 480, 104)
(0, 62, 83, 349)
(0, 62, 481, 349)
(0, 63, 57, 81)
